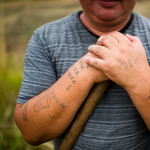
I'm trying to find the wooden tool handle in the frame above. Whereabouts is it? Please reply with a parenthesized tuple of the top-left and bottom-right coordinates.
(58, 80, 110, 150)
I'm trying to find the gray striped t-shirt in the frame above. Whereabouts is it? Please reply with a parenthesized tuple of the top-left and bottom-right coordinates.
(17, 11, 150, 149)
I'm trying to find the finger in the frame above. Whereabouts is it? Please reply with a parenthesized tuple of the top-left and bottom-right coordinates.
(85, 56, 105, 71)
(125, 34, 143, 48)
(109, 31, 129, 44)
(97, 34, 119, 49)
(88, 45, 109, 60)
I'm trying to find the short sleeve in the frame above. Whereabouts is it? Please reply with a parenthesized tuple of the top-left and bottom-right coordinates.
(17, 29, 57, 104)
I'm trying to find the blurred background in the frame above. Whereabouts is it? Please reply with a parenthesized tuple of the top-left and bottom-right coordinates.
(0, 0, 150, 149)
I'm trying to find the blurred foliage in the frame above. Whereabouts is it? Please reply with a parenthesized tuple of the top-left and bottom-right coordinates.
(0, 0, 150, 149)
(0, 0, 81, 149)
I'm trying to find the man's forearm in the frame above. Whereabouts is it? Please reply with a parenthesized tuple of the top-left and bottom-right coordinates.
(14, 55, 105, 145)
(84, 32, 150, 131)
(126, 77, 150, 131)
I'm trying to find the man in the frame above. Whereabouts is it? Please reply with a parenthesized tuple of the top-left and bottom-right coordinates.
(14, 0, 150, 149)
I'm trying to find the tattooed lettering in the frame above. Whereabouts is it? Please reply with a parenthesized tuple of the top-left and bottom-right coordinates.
(53, 94, 61, 104)
(33, 94, 51, 113)
(72, 79, 76, 84)
(70, 76, 74, 80)
(66, 85, 71, 91)
(128, 60, 133, 67)
(122, 62, 128, 69)
(51, 92, 67, 109)
(68, 71, 72, 78)
(59, 103, 66, 109)
(122, 59, 138, 69)
(134, 58, 139, 64)
(49, 114, 55, 119)
(22, 101, 30, 121)
(79, 59, 85, 70)
(73, 67, 79, 75)
(86, 64, 91, 69)
(67, 69, 76, 84)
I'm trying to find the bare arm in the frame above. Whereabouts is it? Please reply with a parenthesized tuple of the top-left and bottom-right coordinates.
(14, 54, 108, 145)
(85, 32, 150, 130)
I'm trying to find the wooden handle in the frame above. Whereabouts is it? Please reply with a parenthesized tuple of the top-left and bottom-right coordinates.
(58, 80, 110, 150)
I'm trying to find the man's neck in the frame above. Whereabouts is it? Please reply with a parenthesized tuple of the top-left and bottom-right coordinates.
(80, 12, 131, 36)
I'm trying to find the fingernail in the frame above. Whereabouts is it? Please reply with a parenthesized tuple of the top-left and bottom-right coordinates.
(85, 56, 88, 62)
(88, 45, 92, 50)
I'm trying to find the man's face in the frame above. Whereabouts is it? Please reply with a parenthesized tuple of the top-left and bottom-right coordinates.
(79, 0, 137, 24)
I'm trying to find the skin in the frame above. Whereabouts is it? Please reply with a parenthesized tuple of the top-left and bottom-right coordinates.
(85, 32, 150, 130)
(79, 0, 137, 35)
(14, 0, 150, 146)
(14, 54, 108, 145)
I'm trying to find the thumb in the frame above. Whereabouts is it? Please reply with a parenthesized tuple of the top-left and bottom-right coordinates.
(125, 34, 143, 48)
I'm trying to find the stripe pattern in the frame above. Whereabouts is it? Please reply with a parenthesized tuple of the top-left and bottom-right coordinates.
(17, 11, 150, 149)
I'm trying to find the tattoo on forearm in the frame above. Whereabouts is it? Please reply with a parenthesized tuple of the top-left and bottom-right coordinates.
(59, 103, 66, 109)
(79, 59, 85, 70)
(49, 114, 55, 119)
(31, 89, 66, 122)
(53, 94, 61, 104)
(86, 64, 91, 69)
(33, 94, 51, 113)
(66, 59, 90, 91)
(22, 101, 30, 121)
(51, 91, 67, 109)
(67, 69, 76, 84)
(66, 85, 71, 91)
(73, 67, 79, 75)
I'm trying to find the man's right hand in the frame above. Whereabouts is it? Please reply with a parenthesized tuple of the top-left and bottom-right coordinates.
(84, 52, 109, 84)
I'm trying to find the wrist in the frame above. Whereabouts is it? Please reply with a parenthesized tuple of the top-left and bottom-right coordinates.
(125, 71, 150, 102)
(77, 57, 95, 85)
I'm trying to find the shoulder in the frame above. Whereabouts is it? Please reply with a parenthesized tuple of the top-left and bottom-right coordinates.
(131, 12, 150, 63)
(34, 11, 81, 38)
(127, 12, 150, 42)
(133, 12, 150, 22)
(132, 12, 150, 30)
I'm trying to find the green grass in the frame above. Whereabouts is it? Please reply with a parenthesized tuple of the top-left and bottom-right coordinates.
(0, 0, 150, 149)
(0, 0, 81, 149)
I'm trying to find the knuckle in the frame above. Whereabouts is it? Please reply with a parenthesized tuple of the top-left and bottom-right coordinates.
(95, 46, 101, 55)
(127, 41, 133, 47)
(93, 59, 99, 68)
(97, 38, 102, 45)
(105, 61, 114, 70)
(118, 45, 126, 54)
(99, 35, 107, 42)
(101, 35, 107, 41)
(109, 32, 116, 38)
